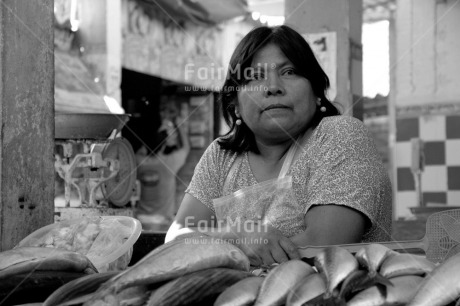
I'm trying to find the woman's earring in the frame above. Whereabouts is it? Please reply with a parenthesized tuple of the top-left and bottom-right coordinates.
(235, 110, 242, 125)
(317, 98, 326, 112)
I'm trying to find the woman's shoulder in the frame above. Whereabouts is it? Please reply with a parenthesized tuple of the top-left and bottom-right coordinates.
(316, 115, 370, 139)
(201, 137, 239, 161)
(320, 114, 365, 129)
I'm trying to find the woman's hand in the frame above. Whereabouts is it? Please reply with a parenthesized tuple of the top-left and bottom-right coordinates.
(229, 222, 300, 266)
(168, 194, 300, 266)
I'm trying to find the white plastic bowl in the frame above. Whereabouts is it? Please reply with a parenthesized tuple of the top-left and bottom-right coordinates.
(15, 216, 142, 272)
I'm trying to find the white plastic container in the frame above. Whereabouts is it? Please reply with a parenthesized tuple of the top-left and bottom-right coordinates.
(15, 216, 142, 272)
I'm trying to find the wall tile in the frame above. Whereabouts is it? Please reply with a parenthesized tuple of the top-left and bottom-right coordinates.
(395, 142, 412, 167)
(448, 166, 460, 190)
(423, 141, 445, 165)
(447, 191, 460, 206)
(395, 191, 417, 219)
(446, 115, 460, 139)
(422, 192, 447, 206)
(421, 166, 447, 192)
(420, 115, 446, 140)
(446, 139, 460, 166)
(397, 167, 415, 191)
(396, 118, 419, 142)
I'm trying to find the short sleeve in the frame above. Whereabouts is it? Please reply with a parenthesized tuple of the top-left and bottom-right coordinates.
(305, 116, 392, 241)
(185, 140, 226, 213)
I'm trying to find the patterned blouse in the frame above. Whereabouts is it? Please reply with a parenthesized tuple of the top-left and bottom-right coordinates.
(186, 115, 393, 242)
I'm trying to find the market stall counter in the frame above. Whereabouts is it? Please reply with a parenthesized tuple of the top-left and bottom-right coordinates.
(2, 211, 460, 305)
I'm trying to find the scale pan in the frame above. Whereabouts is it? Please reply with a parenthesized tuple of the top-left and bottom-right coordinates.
(55, 113, 130, 140)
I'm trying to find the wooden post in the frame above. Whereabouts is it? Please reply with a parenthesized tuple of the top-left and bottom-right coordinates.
(0, 0, 54, 251)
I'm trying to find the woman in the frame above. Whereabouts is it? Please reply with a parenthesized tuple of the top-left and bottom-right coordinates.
(166, 25, 392, 266)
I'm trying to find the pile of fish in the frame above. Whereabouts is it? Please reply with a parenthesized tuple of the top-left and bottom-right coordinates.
(41, 238, 460, 306)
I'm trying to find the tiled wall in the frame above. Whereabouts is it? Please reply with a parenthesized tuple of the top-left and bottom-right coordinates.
(395, 114, 460, 218)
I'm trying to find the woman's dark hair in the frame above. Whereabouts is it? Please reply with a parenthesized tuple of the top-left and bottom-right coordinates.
(217, 24, 340, 153)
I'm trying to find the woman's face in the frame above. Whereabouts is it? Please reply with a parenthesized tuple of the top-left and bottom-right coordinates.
(236, 43, 317, 143)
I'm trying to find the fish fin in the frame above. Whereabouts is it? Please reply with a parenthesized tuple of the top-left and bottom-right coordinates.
(455, 297, 460, 306)
(338, 270, 370, 300)
(86, 259, 99, 274)
(373, 272, 393, 287)
(375, 283, 388, 299)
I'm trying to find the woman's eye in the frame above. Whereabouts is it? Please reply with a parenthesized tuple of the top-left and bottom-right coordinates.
(282, 68, 296, 76)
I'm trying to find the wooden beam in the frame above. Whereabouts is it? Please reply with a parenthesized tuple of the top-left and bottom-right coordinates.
(0, 0, 54, 251)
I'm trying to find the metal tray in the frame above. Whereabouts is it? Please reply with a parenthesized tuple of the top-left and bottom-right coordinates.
(55, 113, 130, 140)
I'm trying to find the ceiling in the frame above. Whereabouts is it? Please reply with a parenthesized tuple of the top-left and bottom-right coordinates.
(136, 0, 395, 26)
(137, 0, 249, 25)
(247, 0, 284, 16)
(247, 0, 395, 23)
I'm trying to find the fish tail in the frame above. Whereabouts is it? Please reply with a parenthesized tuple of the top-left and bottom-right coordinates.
(86, 260, 98, 274)
(373, 272, 393, 287)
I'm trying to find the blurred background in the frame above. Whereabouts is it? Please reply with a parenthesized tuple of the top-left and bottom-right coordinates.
(53, 0, 459, 220)
(1, 0, 459, 247)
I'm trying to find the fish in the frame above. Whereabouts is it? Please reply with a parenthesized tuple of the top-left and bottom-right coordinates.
(338, 269, 376, 301)
(0, 247, 97, 279)
(254, 259, 316, 306)
(83, 235, 250, 306)
(214, 276, 264, 306)
(347, 275, 424, 306)
(285, 273, 326, 306)
(407, 251, 460, 306)
(146, 268, 250, 306)
(314, 246, 359, 298)
(355, 244, 397, 278)
(43, 271, 119, 306)
(379, 253, 436, 278)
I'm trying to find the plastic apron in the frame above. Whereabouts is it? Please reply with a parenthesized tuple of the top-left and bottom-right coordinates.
(212, 141, 305, 237)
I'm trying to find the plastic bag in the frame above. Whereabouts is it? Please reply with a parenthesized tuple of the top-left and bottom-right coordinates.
(213, 176, 303, 235)
(86, 218, 134, 272)
(31, 217, 102, 254)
